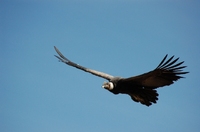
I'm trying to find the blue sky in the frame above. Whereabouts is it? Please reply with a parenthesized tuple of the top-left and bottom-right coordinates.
(1, 0, 200, 132)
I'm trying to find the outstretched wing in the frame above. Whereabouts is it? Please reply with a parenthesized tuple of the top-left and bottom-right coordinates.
(120, 55, 188, 106)
(123, 54, 189, 89)
(54, 46, 114, 80)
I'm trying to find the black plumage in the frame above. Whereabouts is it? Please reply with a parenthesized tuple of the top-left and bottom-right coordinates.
(54, 46, 188, 106)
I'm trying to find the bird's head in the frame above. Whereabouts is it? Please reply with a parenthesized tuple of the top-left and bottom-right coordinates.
(102, 82, 114, 90)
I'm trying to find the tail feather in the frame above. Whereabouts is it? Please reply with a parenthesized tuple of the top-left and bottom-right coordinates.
(129, 89, 158, 106)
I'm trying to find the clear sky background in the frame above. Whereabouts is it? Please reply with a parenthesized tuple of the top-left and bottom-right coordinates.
(1, 0, 200, 132)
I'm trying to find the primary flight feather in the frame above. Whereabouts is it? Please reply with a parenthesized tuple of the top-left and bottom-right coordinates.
(54, 46, 188, 106)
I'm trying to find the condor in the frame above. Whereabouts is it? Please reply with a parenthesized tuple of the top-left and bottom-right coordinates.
(54, 46, 188, 106)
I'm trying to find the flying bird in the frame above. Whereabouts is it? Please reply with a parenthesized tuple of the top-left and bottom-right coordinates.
(54, 46, 188, 106)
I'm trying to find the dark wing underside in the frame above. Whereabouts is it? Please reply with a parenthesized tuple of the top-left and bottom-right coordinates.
(54, 46, 114, 80)
(124, 54, 188, 88)
(121, 54, 189, 106)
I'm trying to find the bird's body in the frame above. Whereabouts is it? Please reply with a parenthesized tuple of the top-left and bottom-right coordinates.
(54, 46, 188, 106)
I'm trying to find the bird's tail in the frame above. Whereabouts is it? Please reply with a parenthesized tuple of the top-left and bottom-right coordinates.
(129, 89, 158, 106)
